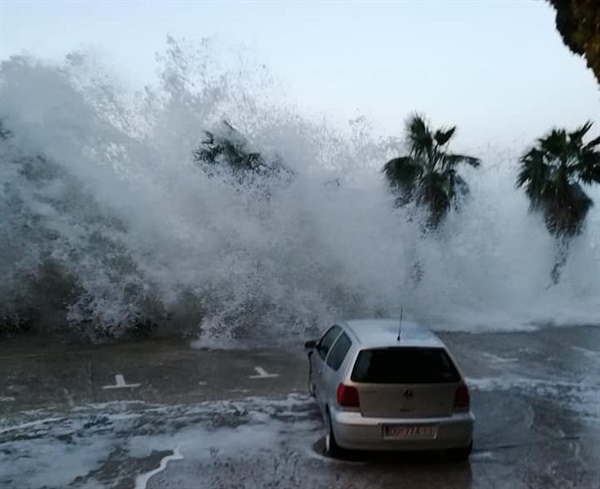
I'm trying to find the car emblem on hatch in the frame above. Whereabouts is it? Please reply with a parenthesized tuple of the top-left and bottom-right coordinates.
(403, 389, 414, 400)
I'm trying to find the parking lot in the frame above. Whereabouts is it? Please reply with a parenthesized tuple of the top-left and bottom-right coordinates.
(1, 325, 599, 489)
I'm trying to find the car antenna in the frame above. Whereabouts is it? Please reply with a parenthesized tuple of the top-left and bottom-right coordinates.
(397, 308, 403, 341)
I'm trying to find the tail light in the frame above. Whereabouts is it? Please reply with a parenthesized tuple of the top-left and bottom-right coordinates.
(454, 384, 470, 411)
(337, 383, 360, 408)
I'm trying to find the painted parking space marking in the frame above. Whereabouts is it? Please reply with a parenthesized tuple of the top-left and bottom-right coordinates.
(102, 374, 141, 389)
(249, 367, 279, 379)
(198, 381, 208, 386)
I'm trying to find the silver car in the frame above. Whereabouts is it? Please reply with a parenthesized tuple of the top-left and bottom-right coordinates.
(305, 319, 474, 458)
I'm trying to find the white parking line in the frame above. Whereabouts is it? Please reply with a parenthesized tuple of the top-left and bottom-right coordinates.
(198, 381, 208, 386)
(102, 374, 141, 389)
(249, 367, 279, 379)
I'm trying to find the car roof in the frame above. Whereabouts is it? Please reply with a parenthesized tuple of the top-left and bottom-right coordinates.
(342, 319, 445, 349)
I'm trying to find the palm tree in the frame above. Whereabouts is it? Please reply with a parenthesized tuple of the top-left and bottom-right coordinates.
(517, 122, 600, 283)
(193, 120, 292, 185)
(193, 121, 268, 181)
(383, 114, 481, 230)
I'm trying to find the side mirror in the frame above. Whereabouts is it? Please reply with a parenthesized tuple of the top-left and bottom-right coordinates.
(304, 339, 317, 349)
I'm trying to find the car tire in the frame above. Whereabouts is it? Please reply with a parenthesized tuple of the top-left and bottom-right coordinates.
(325, 410, 344, 459)
(449, 440, 473, 461)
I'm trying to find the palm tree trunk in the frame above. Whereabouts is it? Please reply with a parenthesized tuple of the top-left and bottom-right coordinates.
(411, 224, 436, 286)
(550, 237, 571, 285)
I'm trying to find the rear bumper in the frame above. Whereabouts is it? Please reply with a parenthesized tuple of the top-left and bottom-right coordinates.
(330, 409, 474, 452)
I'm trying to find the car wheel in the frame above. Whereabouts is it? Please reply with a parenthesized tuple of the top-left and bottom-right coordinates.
(449, 440, 473, 461)
(325, 410, 343, 459)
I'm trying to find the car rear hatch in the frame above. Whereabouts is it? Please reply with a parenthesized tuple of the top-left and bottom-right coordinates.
(350, 347, 462, 418)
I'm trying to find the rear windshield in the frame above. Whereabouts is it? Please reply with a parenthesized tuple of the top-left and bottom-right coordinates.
(351, 347, 460, 384)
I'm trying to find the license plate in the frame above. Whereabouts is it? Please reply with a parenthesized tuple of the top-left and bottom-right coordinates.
(382, 424, 438, 439)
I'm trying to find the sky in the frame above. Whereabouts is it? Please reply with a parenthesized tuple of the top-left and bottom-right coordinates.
(1, 0, 599, 147)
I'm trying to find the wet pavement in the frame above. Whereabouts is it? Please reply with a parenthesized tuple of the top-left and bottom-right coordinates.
(0, 325, 598, 489)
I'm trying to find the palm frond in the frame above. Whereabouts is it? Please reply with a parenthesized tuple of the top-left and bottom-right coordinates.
(574, 147, 600, 184)
(517, 148, 549, 205)
(383, 156, 421, 193)
(452, 174, 470, 197)
(406, 114, 433, 158)
(448, 173, 470, 210)
(434, 127, 457, 147)
(538, 129, 567, 160)
(443, 153, 481, 169)
(569, 121, 593, 143)
(584, 134, 600, 150)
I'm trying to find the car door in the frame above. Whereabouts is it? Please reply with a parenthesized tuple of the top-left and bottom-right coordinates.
(311, 325, 342, 410)
(322, 331, 353, 408)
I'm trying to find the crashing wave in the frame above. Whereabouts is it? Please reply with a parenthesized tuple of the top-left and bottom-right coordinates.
(0, 39, 598, 342)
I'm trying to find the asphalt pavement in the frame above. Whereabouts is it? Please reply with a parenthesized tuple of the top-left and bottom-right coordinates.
(1, 325, 598, 489)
